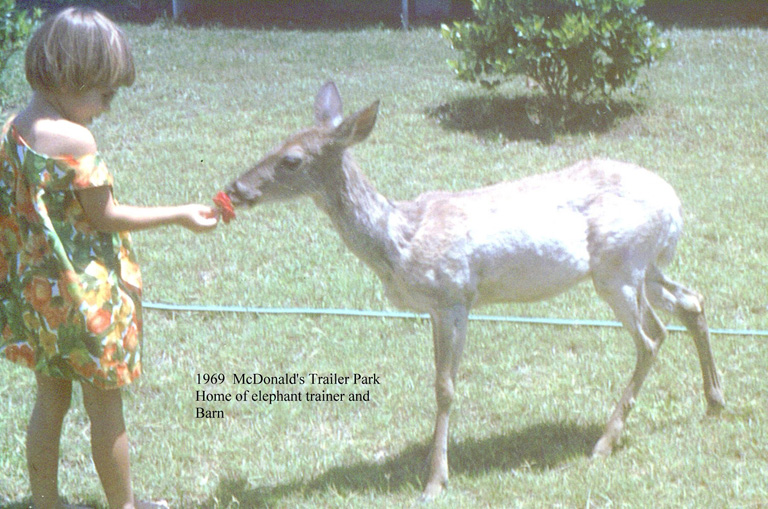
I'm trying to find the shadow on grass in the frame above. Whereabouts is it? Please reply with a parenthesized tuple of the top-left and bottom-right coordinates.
(425, 94, 640, 144)
(1, 501, 32, 509)
(2, 498, 102, 509)
(204, 420, 603, 507)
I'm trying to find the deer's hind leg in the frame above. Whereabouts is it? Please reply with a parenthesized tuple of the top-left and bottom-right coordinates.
(645, 266, 724, 414)
(591, 268, 668, 458)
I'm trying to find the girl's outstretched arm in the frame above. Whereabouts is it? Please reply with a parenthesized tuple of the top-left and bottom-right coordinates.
(76, 186, 219, 233)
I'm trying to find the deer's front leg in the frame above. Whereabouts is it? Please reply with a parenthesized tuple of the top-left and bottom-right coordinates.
(422, 305, 469, 501)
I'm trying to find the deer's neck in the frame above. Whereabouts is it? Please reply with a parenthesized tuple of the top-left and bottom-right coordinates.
(313, 152, 408, 277)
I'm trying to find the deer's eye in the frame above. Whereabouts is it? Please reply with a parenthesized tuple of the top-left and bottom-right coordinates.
(281, 153, 302, 171)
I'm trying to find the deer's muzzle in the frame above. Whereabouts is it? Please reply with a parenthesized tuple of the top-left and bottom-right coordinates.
(226, 180, 262, 206)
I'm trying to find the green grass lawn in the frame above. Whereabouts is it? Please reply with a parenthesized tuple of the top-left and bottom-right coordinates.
(1, 20, 767, 508)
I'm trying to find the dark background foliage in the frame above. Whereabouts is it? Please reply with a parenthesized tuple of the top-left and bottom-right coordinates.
(12, 0, 768, 28)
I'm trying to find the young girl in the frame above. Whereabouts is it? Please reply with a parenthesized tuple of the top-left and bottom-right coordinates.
(1, 7, 218, 508)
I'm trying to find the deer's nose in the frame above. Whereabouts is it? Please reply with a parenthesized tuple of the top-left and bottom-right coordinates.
(226, 181, 262, 205)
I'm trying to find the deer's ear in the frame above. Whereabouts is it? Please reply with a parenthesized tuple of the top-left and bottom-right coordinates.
(314, 81, 343, 128)
(333, 101, 379, 147)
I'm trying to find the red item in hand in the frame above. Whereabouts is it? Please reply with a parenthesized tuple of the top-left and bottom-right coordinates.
(213, 191, 236, 223)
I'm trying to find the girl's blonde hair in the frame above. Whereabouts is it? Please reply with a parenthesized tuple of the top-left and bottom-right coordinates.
(25, 7, 135, 93)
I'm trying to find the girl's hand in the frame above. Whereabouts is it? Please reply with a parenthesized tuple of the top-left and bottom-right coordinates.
(177, 204, 219, 232)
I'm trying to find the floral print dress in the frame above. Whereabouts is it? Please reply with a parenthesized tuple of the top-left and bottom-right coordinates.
(0, 118, 143, 389)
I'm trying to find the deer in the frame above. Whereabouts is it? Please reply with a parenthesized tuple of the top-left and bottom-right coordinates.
(225, 81, 724, 500)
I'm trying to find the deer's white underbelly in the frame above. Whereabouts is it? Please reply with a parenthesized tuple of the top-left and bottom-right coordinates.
(469, 206, 591, 304)
(384, 205, 592, 311)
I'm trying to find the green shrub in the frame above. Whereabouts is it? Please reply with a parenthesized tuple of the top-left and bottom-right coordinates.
(0, 0, 41, 101)
(442, 0, 670, 109)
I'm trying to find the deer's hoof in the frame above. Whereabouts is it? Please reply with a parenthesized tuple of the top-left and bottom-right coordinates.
(591, 437, 614, 459)
(706, 396, 725, 416)
(419, 481, 446, 503)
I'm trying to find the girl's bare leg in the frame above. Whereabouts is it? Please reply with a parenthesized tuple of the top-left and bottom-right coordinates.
(27, 372, 73, 509)
(81, 383, 134, 509)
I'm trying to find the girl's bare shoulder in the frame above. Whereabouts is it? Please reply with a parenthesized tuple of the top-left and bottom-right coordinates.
(15, 115, 97, 158)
